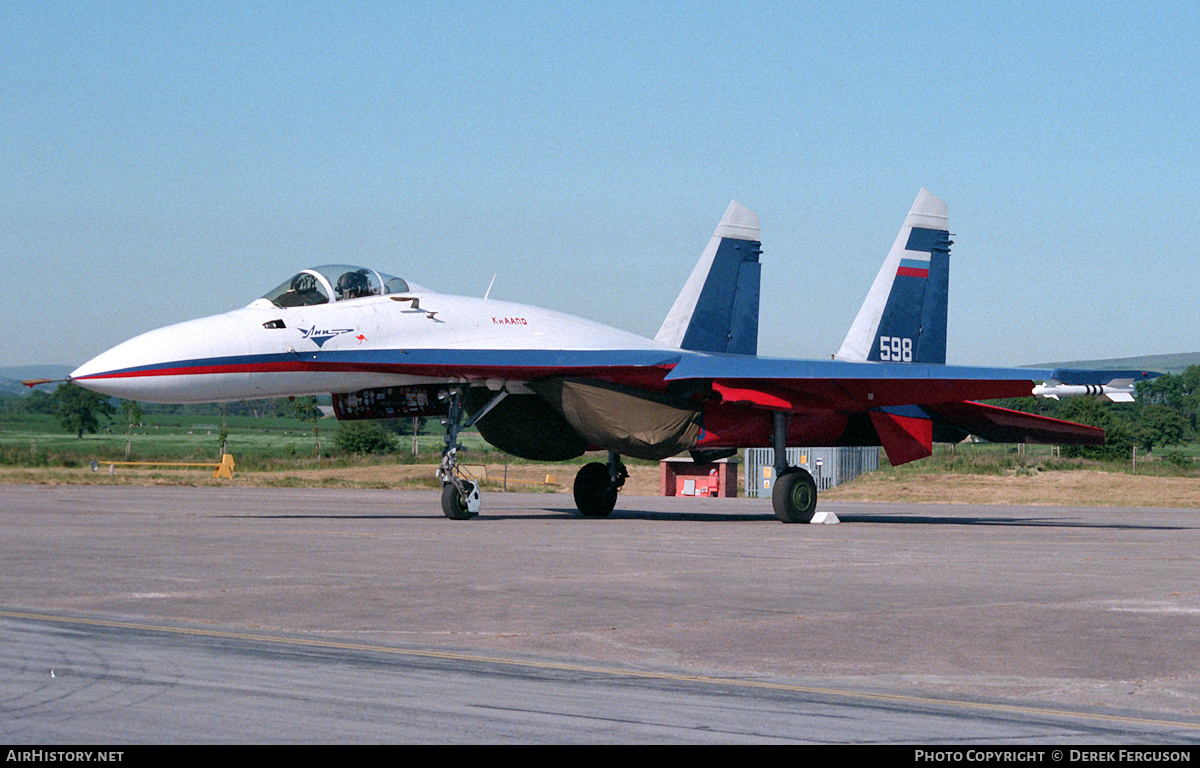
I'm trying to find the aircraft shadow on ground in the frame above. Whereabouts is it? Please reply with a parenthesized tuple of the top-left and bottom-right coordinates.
(538, 507, 767, 522)
(821, 513, 1191, 531)
(554, 507, 1194, 530)
(222, 508, 769, 522)
(223, 513, 447, 520)
(220, 508, 1193, 530)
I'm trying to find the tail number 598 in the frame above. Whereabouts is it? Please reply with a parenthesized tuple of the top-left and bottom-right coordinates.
(879, 335, 913, 362)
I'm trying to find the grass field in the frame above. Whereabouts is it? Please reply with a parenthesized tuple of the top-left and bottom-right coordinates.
(0, 410, 497, 468)
(2, 411, 1198, 507)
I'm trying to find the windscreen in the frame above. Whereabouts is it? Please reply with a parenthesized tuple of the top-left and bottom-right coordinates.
(261, 271, 330, 308)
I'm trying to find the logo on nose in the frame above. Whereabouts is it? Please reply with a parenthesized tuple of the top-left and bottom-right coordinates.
(301, 326, 355, 347)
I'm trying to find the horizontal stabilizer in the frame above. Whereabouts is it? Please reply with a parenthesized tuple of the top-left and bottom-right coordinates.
(925, 401, 1106, 445)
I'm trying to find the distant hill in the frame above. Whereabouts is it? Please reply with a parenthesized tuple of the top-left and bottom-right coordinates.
(1029, 351, 1200, 375)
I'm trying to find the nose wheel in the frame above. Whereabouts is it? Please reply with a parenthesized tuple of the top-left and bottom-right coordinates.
(441, 477, 479, 520)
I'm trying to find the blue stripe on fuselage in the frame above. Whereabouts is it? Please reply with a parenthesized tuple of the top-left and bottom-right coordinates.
(75, 347, 686, 379)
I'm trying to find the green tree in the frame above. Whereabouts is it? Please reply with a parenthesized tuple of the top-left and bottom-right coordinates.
(217, 403, 228, 457)
(1133, 403, 1189, 453)
(334, 421, 396, 455)
(292, 396, 324, 455)
(23, 389, 57, 414)
(121, 400, 143, 458)
(1058, 397, 1132, 460)
(52, 382, 115, 439)
(1137, 367, 1199, 437)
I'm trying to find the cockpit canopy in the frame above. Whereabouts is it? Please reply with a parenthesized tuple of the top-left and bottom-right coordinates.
(260, 265, 411, 308)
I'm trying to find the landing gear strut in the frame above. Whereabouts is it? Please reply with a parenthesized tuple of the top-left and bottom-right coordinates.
(573, 451, 627, 518)
(770, 411, 818, 523)
(437, 388, 480, 520)
(436, 387, 510, 520)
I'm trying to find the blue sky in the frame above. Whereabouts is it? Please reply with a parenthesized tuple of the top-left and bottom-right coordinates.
(4, 1, 1197, 370)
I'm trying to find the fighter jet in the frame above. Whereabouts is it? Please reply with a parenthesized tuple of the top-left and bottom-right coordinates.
(69, 190, 1135, 522)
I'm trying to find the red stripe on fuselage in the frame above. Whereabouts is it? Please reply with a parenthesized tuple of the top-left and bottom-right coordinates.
(75, 360, 677, 392)
(75, 361, 320, 380)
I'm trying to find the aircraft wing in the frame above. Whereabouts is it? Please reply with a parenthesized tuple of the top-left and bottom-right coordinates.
(664, 354, 1106, 464)
(666, 354, 1053, 408)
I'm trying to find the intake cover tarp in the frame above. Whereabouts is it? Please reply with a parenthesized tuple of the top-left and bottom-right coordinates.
(464, 389, 588, 461)
(528, 378, 702, 461)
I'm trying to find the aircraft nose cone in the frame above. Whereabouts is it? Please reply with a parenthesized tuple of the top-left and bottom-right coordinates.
(71, 314, 253, 403)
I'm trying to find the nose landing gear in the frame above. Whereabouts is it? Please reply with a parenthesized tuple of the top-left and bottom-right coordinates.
(437, 387, 506, 520)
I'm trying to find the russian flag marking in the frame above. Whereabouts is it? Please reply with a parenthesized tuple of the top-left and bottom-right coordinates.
(897, 252, 931, 278)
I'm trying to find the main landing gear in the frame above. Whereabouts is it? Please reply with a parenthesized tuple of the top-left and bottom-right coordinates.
(772, 466, 818, 523)
(770, 411, 819, 523)
(573, 451, 628, 518)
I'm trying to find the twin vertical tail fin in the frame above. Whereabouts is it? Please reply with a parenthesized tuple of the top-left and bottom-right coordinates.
(661, 191, 947, 364)
(656, 201, 762, 356)
(835, 189, 949, 466)
(836, 189, 951, 364)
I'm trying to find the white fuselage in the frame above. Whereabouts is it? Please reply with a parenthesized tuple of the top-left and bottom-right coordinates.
(70, 289, 681, 403)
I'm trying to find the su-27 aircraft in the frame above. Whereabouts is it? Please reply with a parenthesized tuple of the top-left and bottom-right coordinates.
(67, 190, 1156, 523)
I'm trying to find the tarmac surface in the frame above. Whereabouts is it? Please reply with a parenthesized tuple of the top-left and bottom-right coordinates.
(3, 483, 1200, 743)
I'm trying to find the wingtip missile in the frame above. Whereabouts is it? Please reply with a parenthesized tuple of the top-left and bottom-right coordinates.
(1033, 382, 1138, 403)
(1035, 369, 1163, 402)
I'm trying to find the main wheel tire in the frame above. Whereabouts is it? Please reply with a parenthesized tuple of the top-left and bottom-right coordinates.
(441, 481, 474, 520)
(772, 468, 818, 523)
(573, 461, 617, 518)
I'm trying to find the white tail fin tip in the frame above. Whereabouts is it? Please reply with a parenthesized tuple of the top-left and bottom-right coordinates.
(908, 188, 948, 229)
(715, 200, 760, 241)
